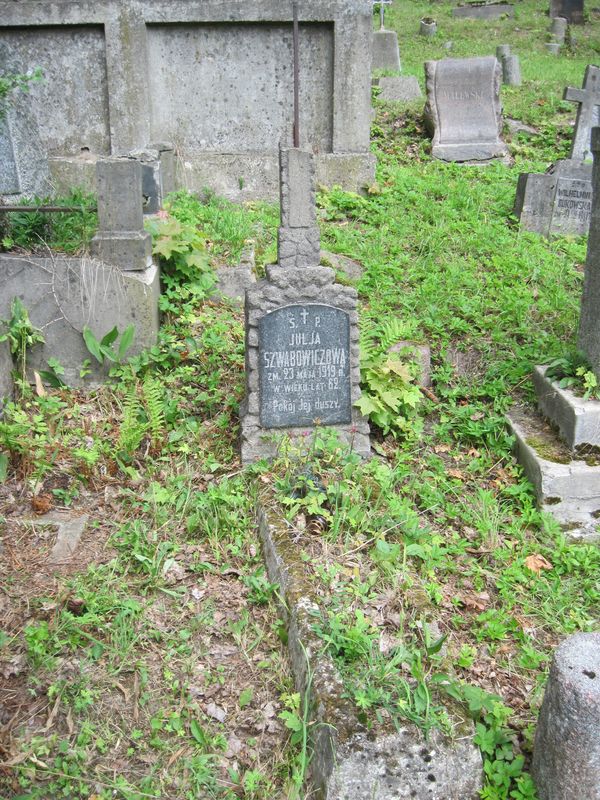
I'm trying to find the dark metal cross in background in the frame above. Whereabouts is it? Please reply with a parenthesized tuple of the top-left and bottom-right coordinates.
(293, 0, 300, 148)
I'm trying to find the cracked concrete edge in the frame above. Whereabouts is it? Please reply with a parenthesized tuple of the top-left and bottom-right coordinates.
(256, 497, 360, 797)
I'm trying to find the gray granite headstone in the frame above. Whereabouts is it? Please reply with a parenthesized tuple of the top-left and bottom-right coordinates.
(424, 57, 507, 162)
(550, 0, 584, 24)
(372, 30, 401, 72)
(578, 127, 600, 381)
(514, 66, 598, 238)
(240, 146, 370, 463)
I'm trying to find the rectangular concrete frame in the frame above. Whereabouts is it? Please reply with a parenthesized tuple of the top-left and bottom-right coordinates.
(533, 365, 600, 451)
(0, 0, 375, 201)
(507, 410, 600, 542)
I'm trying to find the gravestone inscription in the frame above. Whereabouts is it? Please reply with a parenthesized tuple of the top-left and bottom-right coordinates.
(551, 177, 593, 234)
(424, 57, 507, 161)
(259, 304, 351, 428)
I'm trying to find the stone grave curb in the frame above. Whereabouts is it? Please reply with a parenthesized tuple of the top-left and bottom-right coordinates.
(506, 410, 600, 544)
(256, 493, 484, 799)
(533, 365, 600, 452)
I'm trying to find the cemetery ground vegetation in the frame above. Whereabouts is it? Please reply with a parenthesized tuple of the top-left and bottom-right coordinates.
(1, 1, 600, 798)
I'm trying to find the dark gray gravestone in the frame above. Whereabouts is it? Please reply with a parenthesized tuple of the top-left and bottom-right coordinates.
(514, 160, 592, 237)
(424, 57, 507, 162)
(564, 66, 600, 162)
(259, 304, 351, 428)
(550, 0, 585, 24)
(514, 66, 598, 238)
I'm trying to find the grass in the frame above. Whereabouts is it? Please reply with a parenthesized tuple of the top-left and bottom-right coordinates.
(1, 1, 600, 798)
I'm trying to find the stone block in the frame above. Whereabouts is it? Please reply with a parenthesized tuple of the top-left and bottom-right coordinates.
(371, 29, 401, 72)
(212, 266, 256, 304)
(0, 95, 52, 198)
(320, 251, 364, 282)
(533, 632, 600, 800)
(550, 16, 569, 44)
(0, 255, 160, 388)
(452, 2, 514, 19)
(533, 366, 600, 451)
(424, 57, 508, 162)
(503, 55, 521, 86)
(280, 148, 317, 229)
(377, 76, 422, 102)
(278, 227, 321, 269)
(506, 406, 600, 543)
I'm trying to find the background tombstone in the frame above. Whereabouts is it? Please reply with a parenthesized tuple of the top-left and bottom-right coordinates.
(424, 56, 507, 161)
(372, 0, 401, 73)
(550, 0, 585, 24)
(240, 146, 370, 463)
(376, 76, 422, 102)
(514, 66, 599, 237)
(507, 127, 600, 542)
(452, 2, 515, 19)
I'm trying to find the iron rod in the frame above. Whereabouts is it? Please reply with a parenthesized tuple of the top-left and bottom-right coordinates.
(292, 0, 300, 148)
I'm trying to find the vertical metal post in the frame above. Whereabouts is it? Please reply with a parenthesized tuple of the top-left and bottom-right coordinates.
(292, 0, 300, 148)
(380, 2, 385, 29)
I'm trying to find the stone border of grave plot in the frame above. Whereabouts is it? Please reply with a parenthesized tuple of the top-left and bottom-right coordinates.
(256, 494, 484, 799)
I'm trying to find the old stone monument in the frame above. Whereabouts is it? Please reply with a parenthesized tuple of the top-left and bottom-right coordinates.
(371, 1, 401, 73)
(507, 127, 600, 543)
(0, 0, 374, 202)
(532, 632, 600, 800)
(0, 88, 52, 198)
(550, 0, 585, 24)
(452, 2, 515, 19)
(240, 5, 369, 464)
(240, 144, 370, 463)
(424, 57, 508, 162)
(514, 66, 599, 237)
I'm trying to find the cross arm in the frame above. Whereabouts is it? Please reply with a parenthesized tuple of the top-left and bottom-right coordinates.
(564, 87, 586, 103)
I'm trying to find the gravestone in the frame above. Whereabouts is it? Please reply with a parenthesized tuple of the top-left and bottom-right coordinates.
(240, 146, 370, 463)
(372, 1, 401, 73)
(550, 0, 585, 24)
(424, 57, 507, 162)
(507, 127, 600, 543)
(452, 2, 514, 19)
(514, 66, 599, 237)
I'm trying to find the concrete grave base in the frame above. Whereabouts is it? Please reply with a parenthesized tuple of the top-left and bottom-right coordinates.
(0, 255, 160, 388)
(533, 366, 600, 452)
(376, 76, 422, 102)
(372, 29, 401, 72)
(506, 407, 600, 543)
(257, 499, 484, 799)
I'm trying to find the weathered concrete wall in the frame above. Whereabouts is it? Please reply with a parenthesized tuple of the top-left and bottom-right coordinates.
(0, 0, 375, 200)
